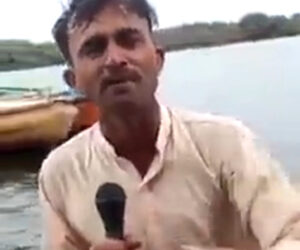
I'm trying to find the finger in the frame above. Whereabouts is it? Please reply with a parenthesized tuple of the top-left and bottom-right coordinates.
(125, 240, 141, 250)
(123, 235, 141, 249)
(124, 234, 133, 241)
(90, 239, 125, 250)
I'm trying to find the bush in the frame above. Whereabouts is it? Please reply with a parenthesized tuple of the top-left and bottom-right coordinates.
(239, 13, 270, 31)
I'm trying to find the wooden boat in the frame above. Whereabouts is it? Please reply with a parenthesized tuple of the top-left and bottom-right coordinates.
(0, 87, 99, 152)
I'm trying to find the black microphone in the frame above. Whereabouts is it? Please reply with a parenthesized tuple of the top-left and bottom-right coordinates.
(95, 183, 127, 240)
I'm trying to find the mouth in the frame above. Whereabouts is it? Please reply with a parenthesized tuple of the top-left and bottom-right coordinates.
(100, 78, 134, 95)
(101, 69, 142, 94)
(106, 79, 130, 86)
(102, 76, 138, 92)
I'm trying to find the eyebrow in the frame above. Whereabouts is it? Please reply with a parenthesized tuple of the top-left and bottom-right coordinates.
(77, 27, 144, 56)
(78, 33, 106, 57)
(116, 27, 142, 36)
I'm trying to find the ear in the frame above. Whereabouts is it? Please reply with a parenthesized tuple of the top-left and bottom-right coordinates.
(63, 68, 76, 88)
(155, 46, 165, 73)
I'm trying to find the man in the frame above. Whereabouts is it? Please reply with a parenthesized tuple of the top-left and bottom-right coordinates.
(38, 0, 300, 249)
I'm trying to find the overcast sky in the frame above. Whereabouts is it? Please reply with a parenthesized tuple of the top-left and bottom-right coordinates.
(0, 0, 298, 42)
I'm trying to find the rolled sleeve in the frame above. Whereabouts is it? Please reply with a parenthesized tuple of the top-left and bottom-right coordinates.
(222, 124, 300, 250)
(38, 156, 90, 250)
(39, 174, 79, 250)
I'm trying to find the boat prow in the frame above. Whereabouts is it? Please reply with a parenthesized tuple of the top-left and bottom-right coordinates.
(0, 99, 78, 151)
(0, 88, 99, 152)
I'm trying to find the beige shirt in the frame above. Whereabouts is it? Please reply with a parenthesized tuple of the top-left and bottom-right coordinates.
(38, 106, 300, 250)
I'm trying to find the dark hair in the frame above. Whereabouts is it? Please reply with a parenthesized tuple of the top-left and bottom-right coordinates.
(53, 0, 158, 64)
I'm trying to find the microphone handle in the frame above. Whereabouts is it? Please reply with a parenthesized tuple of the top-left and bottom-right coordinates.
(106, 228, 124, 240)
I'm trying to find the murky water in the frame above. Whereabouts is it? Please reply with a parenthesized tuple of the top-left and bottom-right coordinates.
(0, 150, 48, 250)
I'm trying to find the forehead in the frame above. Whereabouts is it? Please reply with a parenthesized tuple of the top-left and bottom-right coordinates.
(68, 4, 150, 54)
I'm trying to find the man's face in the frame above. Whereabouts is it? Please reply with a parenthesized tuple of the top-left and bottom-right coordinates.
(67, 4, 164, 112)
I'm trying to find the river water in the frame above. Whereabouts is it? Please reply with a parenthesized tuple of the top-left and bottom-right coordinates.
(0, 36, 300, 249)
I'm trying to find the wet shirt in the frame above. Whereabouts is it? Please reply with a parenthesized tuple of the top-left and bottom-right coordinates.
(39, 106, 300, 250)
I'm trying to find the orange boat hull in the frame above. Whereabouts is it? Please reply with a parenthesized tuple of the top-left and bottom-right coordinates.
(70, 101, 100, 135)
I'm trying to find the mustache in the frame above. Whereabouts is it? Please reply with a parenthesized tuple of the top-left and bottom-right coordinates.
(101, 69, 142, 90)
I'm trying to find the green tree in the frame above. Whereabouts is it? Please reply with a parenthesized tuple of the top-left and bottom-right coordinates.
(292, 13, 300, 21)
(268, 15, 288, 35)
(239, 13, 270, 31)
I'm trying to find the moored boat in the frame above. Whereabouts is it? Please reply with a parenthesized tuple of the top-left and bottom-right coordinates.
(0, 87, 99, 152)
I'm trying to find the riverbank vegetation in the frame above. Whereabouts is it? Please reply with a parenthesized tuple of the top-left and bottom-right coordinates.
(156, 13, 300, 50)
(0, 40, 63, 71)
(0, 12, 299, 72)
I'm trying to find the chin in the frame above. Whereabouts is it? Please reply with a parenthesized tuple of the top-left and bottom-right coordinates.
(106, 96, 140, 112)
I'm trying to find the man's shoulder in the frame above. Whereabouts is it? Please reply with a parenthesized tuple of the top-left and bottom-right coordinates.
(170, 107, 252, 137)
(49, 123, 95, 159)
(39, 124, 96, 181)
(169, 107, 258, 172)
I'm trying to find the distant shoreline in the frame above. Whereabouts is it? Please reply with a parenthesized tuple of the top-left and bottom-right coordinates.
(1, 12, 299, 72)
(159, 34, 299, 52)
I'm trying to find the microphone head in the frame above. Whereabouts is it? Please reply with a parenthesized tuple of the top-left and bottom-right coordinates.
(95, 183, 126, 239)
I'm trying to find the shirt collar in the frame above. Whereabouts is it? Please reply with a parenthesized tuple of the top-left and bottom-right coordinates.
(92, 103, 171, 159)
(155, 104, 171, 157)
(138, 104, 171, 186)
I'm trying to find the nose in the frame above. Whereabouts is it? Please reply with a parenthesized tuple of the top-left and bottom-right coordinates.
(103, 41, 128, 68)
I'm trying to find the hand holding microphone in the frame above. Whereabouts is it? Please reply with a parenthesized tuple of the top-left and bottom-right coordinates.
(91, 183, 141, 250)
(89, 236, 141, 250)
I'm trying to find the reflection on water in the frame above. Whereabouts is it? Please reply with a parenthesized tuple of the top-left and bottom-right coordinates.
(0, 149, 48, 250)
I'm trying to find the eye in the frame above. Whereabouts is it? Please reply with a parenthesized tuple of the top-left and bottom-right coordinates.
(116, 29, 144, 50)
(80, 37, 108, 59)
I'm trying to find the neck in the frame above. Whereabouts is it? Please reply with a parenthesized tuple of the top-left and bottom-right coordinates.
(100, 100, 160, 156)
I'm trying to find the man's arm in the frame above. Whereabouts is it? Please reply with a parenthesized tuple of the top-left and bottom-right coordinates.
(222, 124, 300, 250)
(39, 170, 90, 250)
